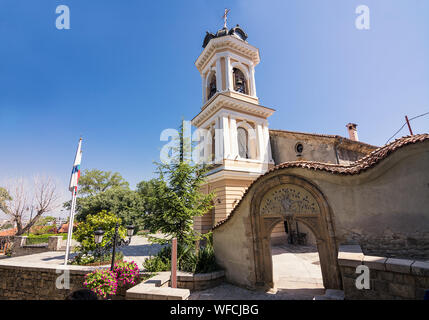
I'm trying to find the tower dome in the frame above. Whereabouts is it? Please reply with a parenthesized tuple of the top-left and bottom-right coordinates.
(202, 24, 248, 48)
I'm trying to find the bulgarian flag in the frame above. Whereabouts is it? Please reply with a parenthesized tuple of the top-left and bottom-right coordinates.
(69, 138, 82, 194)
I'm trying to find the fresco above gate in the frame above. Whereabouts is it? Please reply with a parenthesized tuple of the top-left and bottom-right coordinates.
(260, 184, 320, 216)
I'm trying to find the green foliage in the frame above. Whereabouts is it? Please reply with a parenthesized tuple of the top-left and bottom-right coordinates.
(142, 240, 219, 274)
(63, 169, 145, 232)
(142, 249, 171, 273)
(136, 179, 158, 215)
(34, 216, 56, 226)
(73, 210, 126, 254)
(83, 269, 117, 299)
(142, 121, 214, 246)
(78, 169, 129, 197)
(193, 243, 218, 273)
(0, 222, 13, 230)
(71, 251, 124, 266)
(30, 225, 56, 235)
(74, 187, 145, 231)
(26, 234, 51, 245)
(0, 187, 12, 215)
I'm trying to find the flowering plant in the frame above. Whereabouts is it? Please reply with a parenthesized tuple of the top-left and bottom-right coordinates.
(113, 261, 140, 287)
(83, 269, 118, 298)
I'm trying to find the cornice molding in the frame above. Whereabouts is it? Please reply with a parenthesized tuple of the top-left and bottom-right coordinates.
(192, 93, 275, 127)
(195, 36, 260, 73)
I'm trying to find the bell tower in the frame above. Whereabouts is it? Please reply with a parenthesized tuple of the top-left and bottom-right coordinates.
(192, 17, 275, 233)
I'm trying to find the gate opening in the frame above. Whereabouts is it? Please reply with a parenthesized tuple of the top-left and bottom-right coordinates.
(270, 219, 324, 297)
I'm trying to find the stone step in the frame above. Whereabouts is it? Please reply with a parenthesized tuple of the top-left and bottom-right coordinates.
(313, 289, 345, 300)
(126, 283, 190, 300)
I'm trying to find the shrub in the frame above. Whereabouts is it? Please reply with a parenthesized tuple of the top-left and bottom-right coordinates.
(194, 243, 218, 273)
(113, 261, 139, 287)
(26, 235, 51, 245)
(73, 210, 126, 254)
(71, 251, 124, 266)
(83, 269, 117, 299)
(142, 241, 219, 274)
(30, 225, 57, 235)
(143, 249, 171, 272)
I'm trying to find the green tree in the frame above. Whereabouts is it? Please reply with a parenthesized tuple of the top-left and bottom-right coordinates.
(75, 187, 145, 232)
(74, 210, 126, 254)
(35, 216, 56, 226)
(78, 169, 129, 197)
(136, 179, 158, 216)
(63, 169, 145, 231)
(0, 187, 12, 215)
(0, 222, 13, 231)
(143, 121, 214, 246)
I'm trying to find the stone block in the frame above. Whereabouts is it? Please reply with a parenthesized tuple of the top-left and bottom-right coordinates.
(385, 258, 413, 274)
(388, 283, 415, 299)
(193, 273, 212, 281)
(143, 272, 170, 287)
(363, 255, 387, 271)
(342, 276, 357, 294)
(415, 276, 429, 288)
(411, 261, 429, 277)
(338, 252, 364, 267)
(395, 273, 416, 286)
(378, 271, 394, 281)
(48, 237, 63, 251)
(415, 288, 428, 300)
(211, 270, 225, 279)
(371, 279, 388, 292)
(338, 245, 363, 254)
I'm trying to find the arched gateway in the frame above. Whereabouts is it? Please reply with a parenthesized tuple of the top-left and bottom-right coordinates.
(213, 173, 343, 291)
(249, 174, 342, 290)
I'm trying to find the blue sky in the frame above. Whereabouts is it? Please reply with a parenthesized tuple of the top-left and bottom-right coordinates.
(0, 0, 428, 215)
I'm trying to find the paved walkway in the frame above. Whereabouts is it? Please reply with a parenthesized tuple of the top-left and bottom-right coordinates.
(272, 244, 323, 290)
(190, 244, 324, 300)
(119, 234, 166, 266)
(0, 235, 165, 268)
(2, 238, 325, 300)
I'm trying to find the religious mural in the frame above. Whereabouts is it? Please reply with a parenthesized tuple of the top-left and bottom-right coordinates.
(260, 184, 320, 216)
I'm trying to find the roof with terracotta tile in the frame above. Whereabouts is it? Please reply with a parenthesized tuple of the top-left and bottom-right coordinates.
(212, 134, 429, 230)
(58, 223, 76, 234)
(0, 228, 17, 237)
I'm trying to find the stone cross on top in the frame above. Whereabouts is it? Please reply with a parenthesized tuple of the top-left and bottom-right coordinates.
(222, 8, 230, 29)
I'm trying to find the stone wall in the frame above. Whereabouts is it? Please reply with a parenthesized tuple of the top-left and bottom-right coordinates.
(269, 131, 338, 165)
(176, 270, 225, 291)
(213, 194, 256, 289)
(338, 247, 429, 300)
(213, 137, 429, 289)
(343, 232, 429, 261)
(11, 236, 64, 258)
(0, 262, 96, 300)
(269, 130, 375, 166)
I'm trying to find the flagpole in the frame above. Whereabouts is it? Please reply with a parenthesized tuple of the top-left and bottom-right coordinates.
(64, 187, 77, 265)
(64, 138, 82, 266)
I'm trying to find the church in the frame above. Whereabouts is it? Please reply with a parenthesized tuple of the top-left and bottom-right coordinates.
(192, 22, 377, 245)
(190, 18, 429, 294)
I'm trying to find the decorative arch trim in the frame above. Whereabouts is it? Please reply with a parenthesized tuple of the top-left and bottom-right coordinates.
(248, 174, 342, 290)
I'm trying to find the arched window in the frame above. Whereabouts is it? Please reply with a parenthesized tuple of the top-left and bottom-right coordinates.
(211, 129, 216, 161)
(237, 127, 249, 159)
(208, 73, 217, 100)
(233, 68, 248, 94)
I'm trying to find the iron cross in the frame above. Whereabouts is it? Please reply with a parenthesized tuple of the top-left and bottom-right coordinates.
(223, 8, 230, 29)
